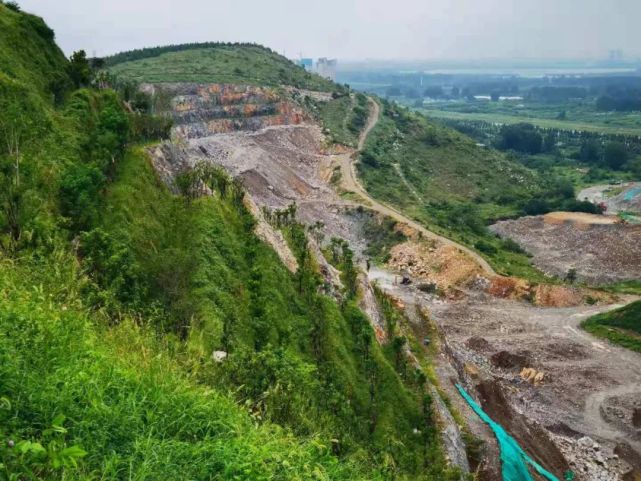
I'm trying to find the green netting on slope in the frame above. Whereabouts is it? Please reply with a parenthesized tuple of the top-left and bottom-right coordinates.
(456, 384, 559, 481)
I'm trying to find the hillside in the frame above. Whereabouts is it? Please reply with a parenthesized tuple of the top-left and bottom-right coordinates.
(355, 99, 586, 280)
(107, 43, 338, 91)
(582, 300, 641, 352)
(0, 6, 460, 480)
(0, 3, 69, 97)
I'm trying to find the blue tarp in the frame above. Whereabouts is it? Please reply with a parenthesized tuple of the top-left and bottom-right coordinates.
(456, 384, 559, 481)
(624, 187, 641, 202)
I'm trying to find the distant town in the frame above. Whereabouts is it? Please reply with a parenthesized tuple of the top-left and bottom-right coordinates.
(297, 57, 337, 81)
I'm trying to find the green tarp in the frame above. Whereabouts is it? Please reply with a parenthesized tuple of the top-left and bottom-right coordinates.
(456, 384, 559, 481)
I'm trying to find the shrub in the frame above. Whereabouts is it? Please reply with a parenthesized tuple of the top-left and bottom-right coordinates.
(4, 1, 20, 12)
(475, 240, 498, 255)
(501, 238, 526, 254)
(59, 164, 106, 232)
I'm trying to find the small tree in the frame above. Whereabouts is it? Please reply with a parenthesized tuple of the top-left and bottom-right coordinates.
(68, 50, 91, 88)
(603, 142, 627, 170)
(565, 268, 577, 284)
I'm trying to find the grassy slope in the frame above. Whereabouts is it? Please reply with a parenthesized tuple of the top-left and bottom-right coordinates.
(0, 256, 366, 481)
(0, 3, 78, 252)
(582, 301, 641, 353)
(108, 44, 336, 90)
(0, 4, 68, 96)
(317, 93, 369, 147)
(358, 100, 552, 280)
(0, 7, 457, 480)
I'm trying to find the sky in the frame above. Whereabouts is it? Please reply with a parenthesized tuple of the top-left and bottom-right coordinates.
(18, 0, 641, 61)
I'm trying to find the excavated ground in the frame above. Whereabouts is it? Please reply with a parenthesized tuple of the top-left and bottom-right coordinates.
(370, 270, 641, 480)
(491, 213, 641, 284)
(147, 83, 641, 480)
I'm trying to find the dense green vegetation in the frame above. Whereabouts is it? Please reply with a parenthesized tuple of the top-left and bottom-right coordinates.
(0, 255, 373, 480)
(0, 5, 459, 480)
(434, 116, 641, 189)
(582, 301, 641, 353)
(107, 44, 338, 91)
(0, 3, 69, 99)
(315, 92, 370, 147)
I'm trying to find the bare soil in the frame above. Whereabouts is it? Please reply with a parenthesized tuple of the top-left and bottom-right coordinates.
(491, 214, 641, 284)
(373, 267, 641, 479)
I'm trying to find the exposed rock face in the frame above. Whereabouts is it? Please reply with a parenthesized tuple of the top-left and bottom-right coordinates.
(142, 83, 310, 139)
(147, 140, 300, 274)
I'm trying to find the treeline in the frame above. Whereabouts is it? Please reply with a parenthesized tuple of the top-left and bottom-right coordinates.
(441, 118, 640, 170)
(527, 86, 587, 103)
(596, 87, 641, 111)
(103, 42, 279, 67)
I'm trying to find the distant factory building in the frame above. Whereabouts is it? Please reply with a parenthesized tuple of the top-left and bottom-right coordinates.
(316, 58, 337, 81)
(298, 58, 313, 71)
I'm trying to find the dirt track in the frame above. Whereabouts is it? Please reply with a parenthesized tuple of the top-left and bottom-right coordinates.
(336, 99, 497, 276)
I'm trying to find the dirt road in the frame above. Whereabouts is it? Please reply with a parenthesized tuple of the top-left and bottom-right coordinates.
(336, 98, 497, 276)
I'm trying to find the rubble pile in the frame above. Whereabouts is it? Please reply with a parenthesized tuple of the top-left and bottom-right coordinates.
(554, 435, 636, 481)
(491, 214, 641, 284)
(387, 240, 481, 288)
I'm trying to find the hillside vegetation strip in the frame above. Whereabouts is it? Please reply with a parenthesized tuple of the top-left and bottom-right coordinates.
(582, 301, 641, 353)
(107, 44, 338, 91)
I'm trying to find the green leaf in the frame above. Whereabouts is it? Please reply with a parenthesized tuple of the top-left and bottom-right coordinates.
(51, 414, 67, 433)
(60, 445, 87, 460)
(16, 440, 46, 456)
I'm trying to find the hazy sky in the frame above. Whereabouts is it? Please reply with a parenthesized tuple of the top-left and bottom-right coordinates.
(18, 0, 641, 61)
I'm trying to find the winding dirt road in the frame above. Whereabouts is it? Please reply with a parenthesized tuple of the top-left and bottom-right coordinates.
(336, 98, 497, 276)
